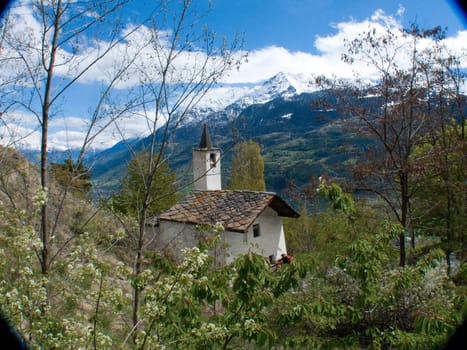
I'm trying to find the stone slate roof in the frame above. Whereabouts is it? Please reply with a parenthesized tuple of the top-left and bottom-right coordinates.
(158, 190, 299, 233)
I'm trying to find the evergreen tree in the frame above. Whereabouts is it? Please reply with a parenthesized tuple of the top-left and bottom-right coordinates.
(228, 140, 266, 191)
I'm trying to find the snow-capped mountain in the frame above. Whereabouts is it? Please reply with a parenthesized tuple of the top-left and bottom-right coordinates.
(182, 72, 315, 125)
(232, 72, 311, 107)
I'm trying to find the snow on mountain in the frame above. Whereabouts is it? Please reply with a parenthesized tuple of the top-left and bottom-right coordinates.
(225, 71, 315, 108)
(284, 72, 317, 95)
(183, 72, 316, 125)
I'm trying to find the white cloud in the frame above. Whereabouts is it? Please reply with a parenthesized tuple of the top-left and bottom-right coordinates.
(0, 110, 40, 149)
(49, 130, 89, 151)
(221, 46, 310, 83)
(220, 10, 466, 84)
(444, 31, 467, 66)
(50, 116, 89, 129)
(0, 111, 152, 151)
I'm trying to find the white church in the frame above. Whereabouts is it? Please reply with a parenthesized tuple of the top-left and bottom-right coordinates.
(154, 124, 299, 265)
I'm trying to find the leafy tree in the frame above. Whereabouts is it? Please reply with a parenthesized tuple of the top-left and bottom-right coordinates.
(131, 223, 307, 349)
(285, 207, 361, 270)
(283, 208, 315, 255)
(274, 182, 464, 349)
(0, 0, 145, 277)
(274, 224, 463, 349)
(111, 152, 179, 219)
(412, 123, 467, 273)
(50, 158, 92, 199)
(315, 25, 465, 266)
(0, 188, 131, 349)
(317, 176, 355, 217)
(228, 140, 266, 191)
(1, 159, 463, 350)
(285, 177, 382, 268)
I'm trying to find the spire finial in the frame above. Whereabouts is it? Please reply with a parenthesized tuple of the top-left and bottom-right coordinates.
(199, 124, 212, 149)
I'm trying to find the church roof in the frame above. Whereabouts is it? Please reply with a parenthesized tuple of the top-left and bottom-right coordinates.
(158, 190, 299, 233)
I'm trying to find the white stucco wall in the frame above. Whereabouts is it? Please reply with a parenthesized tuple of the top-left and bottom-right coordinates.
(156, 206, 287, 265)
(226, 206, 287, 264)
(192, 148, 221, 190)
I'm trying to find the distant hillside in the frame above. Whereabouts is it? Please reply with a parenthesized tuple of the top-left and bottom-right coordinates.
(16, 70, 466, 202)
(89, 89, 371, 199)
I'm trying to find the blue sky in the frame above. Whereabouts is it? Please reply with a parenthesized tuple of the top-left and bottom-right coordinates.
(203, 0, 466, 52)
(1, 0, 466, 151)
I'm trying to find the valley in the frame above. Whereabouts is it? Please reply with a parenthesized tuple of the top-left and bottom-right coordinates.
(89, 73, 370, 200)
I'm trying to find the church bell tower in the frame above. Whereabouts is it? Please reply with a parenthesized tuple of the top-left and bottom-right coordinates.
(192, 124, 221, 191)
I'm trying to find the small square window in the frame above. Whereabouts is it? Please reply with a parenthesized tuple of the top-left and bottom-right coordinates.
(253, 224, 260, 237)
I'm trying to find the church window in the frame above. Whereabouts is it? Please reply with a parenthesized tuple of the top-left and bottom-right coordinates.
(253, 224, 261, 237)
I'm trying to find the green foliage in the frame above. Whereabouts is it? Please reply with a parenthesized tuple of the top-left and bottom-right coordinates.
(111, 152, 179, 218)
(411, 122, 467, 265)
(284, 208, 357, 267)
(228, 140, 266, 191)
(280, 179, 463, 349)
(283, 208, 316, 255)
(272, 222, 461, 349)
(0, 197, 129, 349)
(49, 158, 92, 199)
(129, 236, 306, 349)
(1, 137, 465, 350)
(285, 180, 385, 272)
(0, 180, 464, 349)
(317, 177, 355, 217)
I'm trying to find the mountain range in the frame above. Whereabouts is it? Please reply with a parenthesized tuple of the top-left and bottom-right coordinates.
(89, 72, 369, 199)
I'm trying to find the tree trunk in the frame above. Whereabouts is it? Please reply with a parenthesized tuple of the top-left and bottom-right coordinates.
(40, 0, 63, 276)
(399, 171, 410, 267)
(399, 233, 406, 267)
(132, 203, 149, 340)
